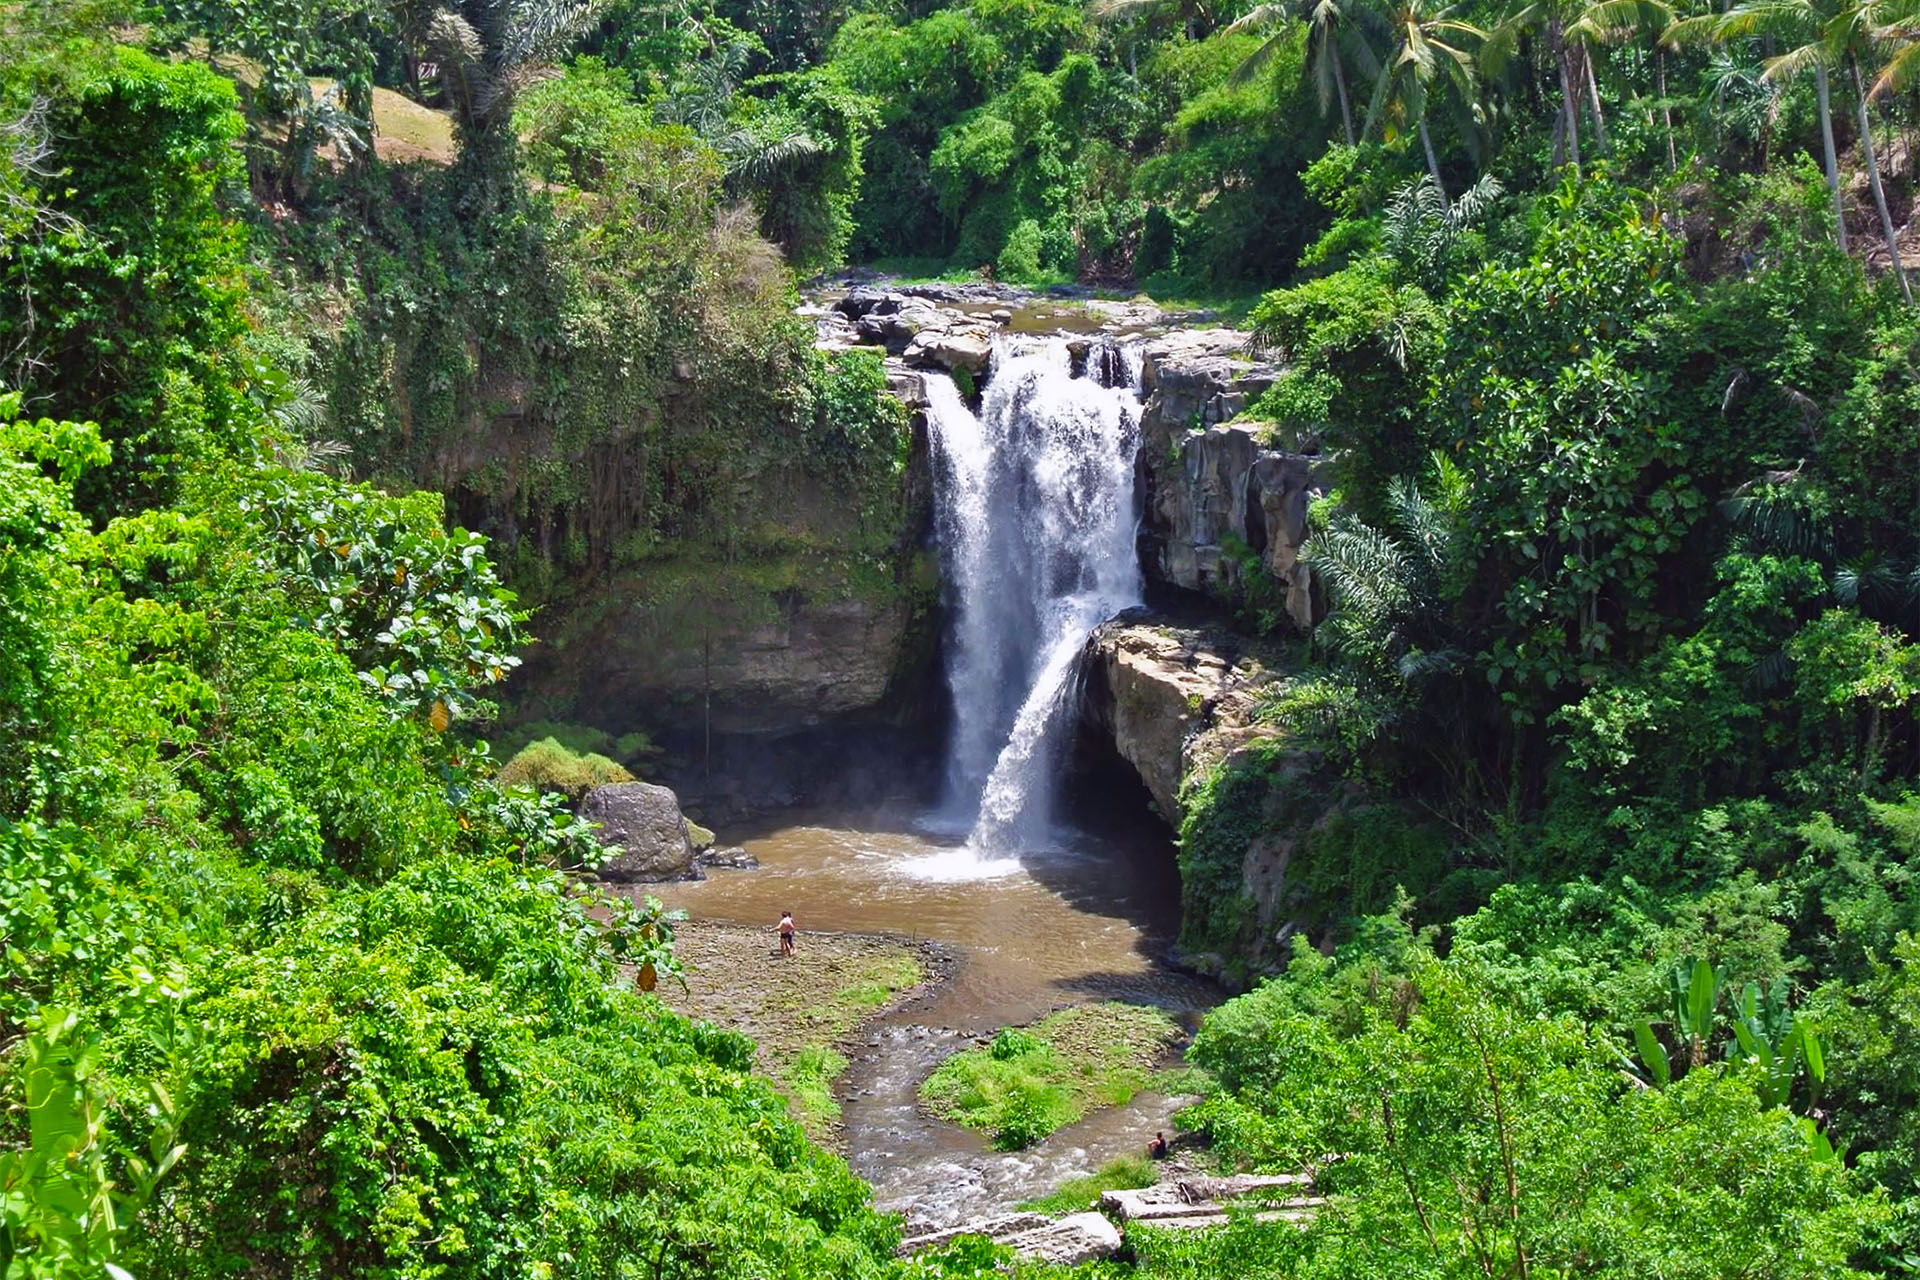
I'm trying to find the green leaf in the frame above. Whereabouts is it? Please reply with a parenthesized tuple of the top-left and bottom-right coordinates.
(1632, 1021, 1670, 1087)
(1799, 1025, 1825, 1084)
(1686, 958, 1716, 1038)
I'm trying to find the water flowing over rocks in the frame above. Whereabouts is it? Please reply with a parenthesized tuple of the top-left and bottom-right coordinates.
(923, 338, 1144, 851)
(581, 781, 699, 881)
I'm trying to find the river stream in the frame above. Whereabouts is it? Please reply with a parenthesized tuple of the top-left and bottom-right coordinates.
(651, 809, 1219, 1227)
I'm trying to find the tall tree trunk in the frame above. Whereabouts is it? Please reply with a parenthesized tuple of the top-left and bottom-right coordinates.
(1657, 47, 1676, 173)
(1581, 44, 1611, 155)
(1553, 25, 1582, 173)
(1419, 116, 1450, 208)
(1332, 44, 1357, 146)
(1815, 63, 1848, 250)
(1853, 57, 1913, 303)
(1551, 95, 1567, 169)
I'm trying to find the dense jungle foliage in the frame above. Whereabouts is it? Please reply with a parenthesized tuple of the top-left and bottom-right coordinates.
(5, 0, 1920, 1276)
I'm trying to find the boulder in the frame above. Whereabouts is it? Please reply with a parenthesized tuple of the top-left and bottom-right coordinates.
(582, 782, 698, 882)
(999, 1212, 1123, 1265)
(904, 325, 994, 373)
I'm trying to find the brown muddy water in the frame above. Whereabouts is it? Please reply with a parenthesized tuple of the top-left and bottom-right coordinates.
(646, 807, 1221, 1228)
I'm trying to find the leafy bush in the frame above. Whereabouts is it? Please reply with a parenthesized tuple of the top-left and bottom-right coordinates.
(996, 218, 1045, 283)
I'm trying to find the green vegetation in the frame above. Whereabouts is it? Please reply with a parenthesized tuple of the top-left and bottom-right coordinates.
(496, 736, 636, 796)
(12, 0, 1920, 1273)
(1019, 1156, 1160, 1215)
(920, 1005, 1182, 1150)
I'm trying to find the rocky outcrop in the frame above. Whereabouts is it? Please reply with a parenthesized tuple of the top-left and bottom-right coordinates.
(582, 782, 698, 881)
(1077, 614, 1273, 823)
(1078, 615, 1347, 984)
(1137, 330, 1324, 632)
(834, 289, 997, 373)
(900, 1211, 1122, 1266)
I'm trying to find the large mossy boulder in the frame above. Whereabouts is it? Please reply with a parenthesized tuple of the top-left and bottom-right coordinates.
(582, 782, 698, 881)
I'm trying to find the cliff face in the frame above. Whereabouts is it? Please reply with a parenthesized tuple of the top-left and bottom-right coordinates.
(1077, 616, 1344, 988)
(1135, 331, 1323, 632)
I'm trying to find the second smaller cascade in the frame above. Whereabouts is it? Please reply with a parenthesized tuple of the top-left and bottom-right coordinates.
(924, 337, 1145, 862)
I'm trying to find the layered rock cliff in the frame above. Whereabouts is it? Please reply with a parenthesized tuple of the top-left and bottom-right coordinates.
(1134, 331, 1324, 632)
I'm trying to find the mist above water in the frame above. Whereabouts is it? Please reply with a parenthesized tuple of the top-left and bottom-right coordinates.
(923, 338, 1144, 866)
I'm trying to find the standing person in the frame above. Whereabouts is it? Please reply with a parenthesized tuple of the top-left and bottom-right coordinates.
(777, 910, 796, 958)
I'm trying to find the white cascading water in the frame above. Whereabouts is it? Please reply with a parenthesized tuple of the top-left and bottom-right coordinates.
(920, 337, 1144, 873)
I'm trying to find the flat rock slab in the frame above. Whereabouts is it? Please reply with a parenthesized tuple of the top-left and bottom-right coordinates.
(901, 1210, 1123, 1265)
(1000, 1212, 1123, 1265)
(1124, 1205, 1323, 1234)
(899, 1213, 1051, 1256)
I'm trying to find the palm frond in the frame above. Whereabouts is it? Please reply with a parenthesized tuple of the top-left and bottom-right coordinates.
(1224, 1, 1290, 32)
(1759, 40, 1831, 84)
(1870, 36, 1920, 96)
(1307, 515, 1415, 628)
(1571, 0, 1676, 43)
(1231, 33, 1294, 85)
(1090, 0, 1171, 21)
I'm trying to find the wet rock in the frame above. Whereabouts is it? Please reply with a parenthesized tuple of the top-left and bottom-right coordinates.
(695, 845, 759, 870)
(885, 359, 933, 409)
(583, 782, 697, 882)
(904, 325, 994, 373)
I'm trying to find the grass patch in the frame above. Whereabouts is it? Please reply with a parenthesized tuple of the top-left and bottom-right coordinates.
(920, 1003, 1183, 1150)
(787, 1043, 850, 1134)
(1019, 1155, 1160, 1215)
(660, 925, 929, 1140)
(496, 737, 633, 797)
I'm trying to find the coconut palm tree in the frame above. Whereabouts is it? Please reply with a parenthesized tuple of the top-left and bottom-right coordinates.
(1667, 0, 1848, 252)
(1484, 0, 1665, 172)
(1831, 0, 1913, 300)
(1569, 0, 1677, 165)
(1365, 0, 1486, 206)
(1227, 0, 1386, 146)
(1675, 0, 1910, 299)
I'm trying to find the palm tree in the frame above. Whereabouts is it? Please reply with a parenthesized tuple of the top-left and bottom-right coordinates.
(1365, 0, 1486, 206)
(1485, 0, 1664, 173)
(1677, 0, 1910, 299)
(1227, 0, 1385, 146)
(1834, 0, 1913, 301)
(422, 0, 610, 173)
(1667, 0, 1847, 252)
(1569, 0, 1677, 165)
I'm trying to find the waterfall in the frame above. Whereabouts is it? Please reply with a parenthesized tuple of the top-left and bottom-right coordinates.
(923, 338, 1143, 862)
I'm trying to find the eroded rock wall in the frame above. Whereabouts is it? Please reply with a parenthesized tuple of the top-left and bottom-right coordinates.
(1078, 616, 1338, 987)
(1136, 331, 1324, 632)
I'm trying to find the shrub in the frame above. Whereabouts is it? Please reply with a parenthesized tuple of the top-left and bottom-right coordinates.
(995, 218, 1044, 282)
